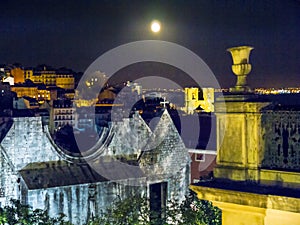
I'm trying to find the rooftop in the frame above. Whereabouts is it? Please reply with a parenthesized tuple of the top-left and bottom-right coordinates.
(20, 159, 145, 190)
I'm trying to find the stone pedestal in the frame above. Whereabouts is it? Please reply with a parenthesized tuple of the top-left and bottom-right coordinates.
(214, 94, 270, 182)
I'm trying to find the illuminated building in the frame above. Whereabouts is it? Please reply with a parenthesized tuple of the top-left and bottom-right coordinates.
(10, 67, 25, 84)
(37, 86, 51, 103)
(56, 74, 75, 90)
(32, 66, 57, 86)
(11, 81, 51, 104)
(24, 68, 33, 80)
(184, 87, 214, 114)
(11, 83, 38, 99)
(199, 87, 214, 112)
(64, 90, 75, 100)
(25, 66, 75, 90)
(49, 99, 76, 133)
(190, 46, 300, 225)
(41, 71, 56, 86)
(184, 87, 201, 114)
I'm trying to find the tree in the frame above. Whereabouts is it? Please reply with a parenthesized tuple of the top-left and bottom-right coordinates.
(0, 199, 72, 225)
(87, 195, 150, 225)
(0, 192, 221, 225)
(179, 192, 222, 225)
(90, 191, 221, 225)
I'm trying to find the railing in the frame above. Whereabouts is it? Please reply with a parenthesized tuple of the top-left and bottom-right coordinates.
(261, 111, 300, 171)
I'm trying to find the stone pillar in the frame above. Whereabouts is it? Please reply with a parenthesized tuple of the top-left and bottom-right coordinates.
(214, 94, 270, 182)
(213, 45, 271, 182)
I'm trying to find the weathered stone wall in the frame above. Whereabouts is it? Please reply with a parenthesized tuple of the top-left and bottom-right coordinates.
(27, 179, 146, 225)
(214, 98, 269, 182)
(0, 112, 191, 224)
(0, 149, 18, 204)
(1, 117, 61, 170)
(0, 117, 62, 203)
(105, 113, 152, 156)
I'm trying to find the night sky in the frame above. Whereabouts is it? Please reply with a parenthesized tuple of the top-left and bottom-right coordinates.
(0, 0, 299, 88)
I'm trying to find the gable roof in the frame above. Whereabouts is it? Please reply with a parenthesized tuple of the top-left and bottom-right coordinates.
(17, 110, 189, 190)
(20, 158, 146, 190)
(103, 112, 152, 156)
(139, 110, 190, 176)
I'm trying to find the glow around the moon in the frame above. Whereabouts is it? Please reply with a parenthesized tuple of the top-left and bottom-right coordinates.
(151, 20, 161, 33)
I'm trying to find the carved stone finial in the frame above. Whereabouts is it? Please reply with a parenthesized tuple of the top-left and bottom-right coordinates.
(227, 46, 254, 93)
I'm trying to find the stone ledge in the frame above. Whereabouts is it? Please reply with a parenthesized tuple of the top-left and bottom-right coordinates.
(190, 185, 268, 209)
(260, 169, 300, 189)
(190, 182, 300, 213)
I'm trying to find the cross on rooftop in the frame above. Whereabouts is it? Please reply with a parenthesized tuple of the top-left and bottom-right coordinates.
(160, 97, 169, 108)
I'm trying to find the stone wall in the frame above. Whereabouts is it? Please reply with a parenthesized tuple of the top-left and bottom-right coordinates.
(214, 97, 269, 182)
(1, 117, 61, 170)
(0, 149, 17, 204)
(0, 117, 62, 203)
(0, 112, 191, 223)
(27, 179, 146, 225)
(104, 113, 152, 156)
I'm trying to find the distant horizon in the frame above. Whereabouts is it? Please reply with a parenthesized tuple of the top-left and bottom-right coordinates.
(1, 60, 299, 90)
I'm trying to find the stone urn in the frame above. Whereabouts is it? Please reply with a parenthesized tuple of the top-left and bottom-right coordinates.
(227, 46, 254, 93)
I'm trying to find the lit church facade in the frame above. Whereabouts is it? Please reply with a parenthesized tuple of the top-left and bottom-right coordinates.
(0, 110, 190, 224)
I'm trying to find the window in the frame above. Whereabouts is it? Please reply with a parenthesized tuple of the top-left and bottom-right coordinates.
(195, 153, 205, 162)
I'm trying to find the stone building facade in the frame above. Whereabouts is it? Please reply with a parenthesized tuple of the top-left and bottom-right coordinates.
(0, 110, 190, 224)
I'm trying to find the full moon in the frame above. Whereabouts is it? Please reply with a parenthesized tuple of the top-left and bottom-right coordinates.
(151, 21, 161, 33)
